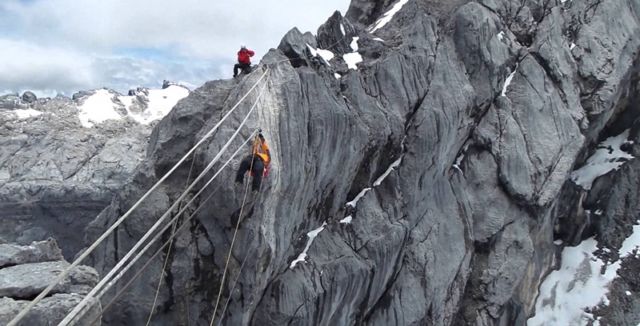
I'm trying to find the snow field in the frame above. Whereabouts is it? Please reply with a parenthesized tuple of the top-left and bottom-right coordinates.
(77, 86, 189, 128)
(529, 223, 640, 325)
(571, 129, 634, 190)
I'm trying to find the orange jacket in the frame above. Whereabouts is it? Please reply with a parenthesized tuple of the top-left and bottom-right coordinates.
(253, 137, 270, 165)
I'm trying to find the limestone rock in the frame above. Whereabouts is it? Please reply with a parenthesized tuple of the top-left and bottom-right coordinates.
(0, 294, 102, 326)
(0, 239, 63, 268)
(0, 260, 98, 299)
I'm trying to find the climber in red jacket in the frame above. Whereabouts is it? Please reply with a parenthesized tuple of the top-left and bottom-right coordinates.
(233, 45, 255, 77)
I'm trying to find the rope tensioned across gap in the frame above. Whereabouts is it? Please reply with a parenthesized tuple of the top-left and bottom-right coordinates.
(218, 244, 254, 326)
(87, 130, 259, 326)
(7, 68, 269, 326)
(58, 78, 270, 325)
(146, 157, 196, 326)
(209, 139, 258, 326)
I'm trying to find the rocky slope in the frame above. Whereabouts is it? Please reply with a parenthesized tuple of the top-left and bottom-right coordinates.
(0, 239, 102, 325)
(4, 0, 640, 325)
(0, 84, 189, 259)
(79, 0, 640, 325)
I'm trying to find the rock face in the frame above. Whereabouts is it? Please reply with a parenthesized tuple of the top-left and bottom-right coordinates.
(0, 240, 102, 325)
(0, 84, 188, 259)
(81, 0, 640, 325)
(21, 92, 37, 104)
(2, 0, 637, 325)
(0, 238, 63, 268)
(75, 0, 640, 325)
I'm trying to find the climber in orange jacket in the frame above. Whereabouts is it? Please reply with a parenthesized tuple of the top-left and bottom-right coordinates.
(235, 132, 270, 191)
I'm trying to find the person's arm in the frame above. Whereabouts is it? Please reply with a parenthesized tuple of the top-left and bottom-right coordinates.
(248, 50, 255, 56)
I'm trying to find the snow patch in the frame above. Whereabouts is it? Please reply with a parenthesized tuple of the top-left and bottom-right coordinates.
(626, 291, 632, 296)
(529, 223, 640, 326)
(78, 86, 189, 128)
(497, 31, 505, 41)
(570, 42, 577, 50)
(340, 215, 353, 224)
(289, 222, 327, 269)
(78, 90, 123, 127)
(122, 86, 189, 125)
(316, 49, 335, 63)
(371, 0, 410, 33)
(452, 144, 468, 175)
(346, 188, 372, 208)
(334, 73, 341, 80)
(527, 238, 619, 326)
(571, 129, 634, 190)
(554, 240, 563, 245)
(306, 44, 318, 56)
(501, 65, 518, 97)
(619, 224, 640, 257)
(373, 37, 385, 42)
(340, 23, 345, 36)
(343, 52, 363, 70)
(350, 37, 360, 51)
(373, 157, 402, 186)
(14, 109, 42, 120)
(307, 44, 334, 65)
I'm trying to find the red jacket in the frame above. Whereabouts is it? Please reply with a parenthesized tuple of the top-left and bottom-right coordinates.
(237, 49, 255, 64)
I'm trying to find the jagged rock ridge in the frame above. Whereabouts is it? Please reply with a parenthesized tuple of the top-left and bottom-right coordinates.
(1, 0, 638, 325)
(85, 0, 640, 325)
(0, 84, 189, 259)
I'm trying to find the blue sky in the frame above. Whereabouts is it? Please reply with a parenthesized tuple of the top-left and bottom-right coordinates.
(0, 0, 350, 97)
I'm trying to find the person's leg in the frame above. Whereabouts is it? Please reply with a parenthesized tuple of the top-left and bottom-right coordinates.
(233, 63, 241, 77)
(251, 158, 265, 191)
(235, 155, 252, 183)
(242, 63, 252, 74)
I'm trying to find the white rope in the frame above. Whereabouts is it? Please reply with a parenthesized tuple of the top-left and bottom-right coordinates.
(7, 68, 269, 326)
(93, 129, 258, 302)
(86, 131, 255, 325)
(209, 141, 257, 326)
(58, 79, 270, 326)
(146, 158, 196, 326)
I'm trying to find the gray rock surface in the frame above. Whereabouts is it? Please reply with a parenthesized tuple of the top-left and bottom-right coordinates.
(0, 260, 98, 299)
(0, 84, 188, 259)
(20, 91, 37, 104)
(3, 0, 639, 325)
(0, 239, 63, 268)
(0, 239, 101, 325)
(81, 0, 640, 325)
(0, 294, 102, 326)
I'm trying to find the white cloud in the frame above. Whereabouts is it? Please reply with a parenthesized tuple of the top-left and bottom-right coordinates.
(0, 0, 350, 95)
(3, 0, 349, 59)
(0, 39, 215, 96)
(0, 39, 93, 94)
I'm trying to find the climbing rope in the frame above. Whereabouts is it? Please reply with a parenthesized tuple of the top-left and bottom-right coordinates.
(209, 138, 259, 326)
(217, 241, 254, 326)
(146, 157, 197, 326)
(93, 129, 260, 302)
(59, 78, 270, 326)
(87, 130, 259, 326)
(7, 69, 270, 326)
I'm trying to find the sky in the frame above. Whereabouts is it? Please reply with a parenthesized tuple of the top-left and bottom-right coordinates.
(0, 0, 350, 97)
